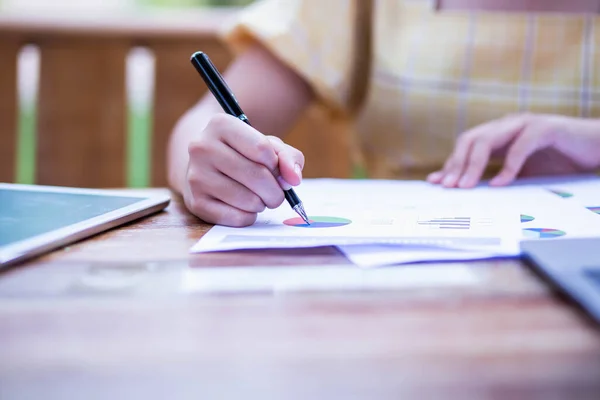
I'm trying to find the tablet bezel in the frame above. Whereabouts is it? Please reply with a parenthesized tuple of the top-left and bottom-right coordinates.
(0, 183, 171, 268)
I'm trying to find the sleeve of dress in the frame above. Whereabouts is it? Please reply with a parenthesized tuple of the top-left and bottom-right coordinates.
(220, 0, 358, 114)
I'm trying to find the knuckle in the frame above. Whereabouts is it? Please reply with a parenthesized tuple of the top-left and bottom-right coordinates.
(254, 136, 271, 153)
(254, 137, 276, 163)
(505, 111, 530, 120)
(473, 137, 492, 151)
(264, 191, 285, 209)
(248, 194, 266, 213)
(542, 126, 559, 144)
(517, 112, 534, 125)
(205, 113, 233, 135)
(455, 134, 469, 146)
(468, 149, 485, 165)
(186, 197, 209, 222)
(466, 159, 485, 174)
(223, 210, 257, 227)
(242, 213, 258, 226)
(456, 132, 475, 148)
(532, 119, 552, 134)
(266, 135, 283, 145)
(187, 139, 212, 157)
(248, 164, 272, 182)
(503, 112, 520, 120)
(233, 187, 266, 213)
(186, 168, 207, 188)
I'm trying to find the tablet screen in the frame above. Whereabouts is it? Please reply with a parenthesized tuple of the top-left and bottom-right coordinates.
(0, 188, 144, 246)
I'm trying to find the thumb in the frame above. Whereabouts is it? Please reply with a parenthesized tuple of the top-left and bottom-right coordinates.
(267, 136, 305, 188)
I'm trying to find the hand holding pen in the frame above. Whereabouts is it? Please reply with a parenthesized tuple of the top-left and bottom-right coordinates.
(183, 51, 309, 227)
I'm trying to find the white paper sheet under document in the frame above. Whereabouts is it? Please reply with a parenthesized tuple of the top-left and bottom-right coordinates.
(191, 179, 522, 255)
(339, 244, 504, 268)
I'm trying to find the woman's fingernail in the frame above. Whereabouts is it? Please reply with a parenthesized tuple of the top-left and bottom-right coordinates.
(442, 174, 456, 187)
(427, 172, 441, 182)
(458, 176, 471, 188)
(294, 163, 302, 180)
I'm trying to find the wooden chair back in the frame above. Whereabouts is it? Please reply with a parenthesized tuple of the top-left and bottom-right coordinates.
(0, 9, 351, 188)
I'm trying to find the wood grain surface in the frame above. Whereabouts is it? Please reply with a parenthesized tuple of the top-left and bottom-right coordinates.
(1, 190, 599, 399)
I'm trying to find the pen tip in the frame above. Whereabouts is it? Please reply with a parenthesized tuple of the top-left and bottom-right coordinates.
(297, 207, 310, 225)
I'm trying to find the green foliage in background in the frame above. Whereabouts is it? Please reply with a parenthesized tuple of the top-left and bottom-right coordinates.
(16, 106, 36, 184)
(127, 110, 152, 187)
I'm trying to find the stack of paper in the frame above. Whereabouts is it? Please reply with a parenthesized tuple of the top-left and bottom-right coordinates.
(191, 175, 600, 267)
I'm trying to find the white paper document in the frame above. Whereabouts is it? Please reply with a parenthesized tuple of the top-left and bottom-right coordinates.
(522, 174, 600, 210)
(339, 175, 600, 267)
(191, 176, 600, 267)
(192, 179, 522, 255)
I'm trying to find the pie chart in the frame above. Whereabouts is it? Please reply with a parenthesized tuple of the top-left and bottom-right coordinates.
(520, 214, 534, 223)
(283, 216, 352, 228)
(522, 228, 566, 239)
(587, 206, 600, 215)
(548, 189, 573, 198)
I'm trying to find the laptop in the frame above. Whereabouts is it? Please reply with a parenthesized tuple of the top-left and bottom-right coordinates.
(0, 183, 170, 268)
(521, 238, 600, 325)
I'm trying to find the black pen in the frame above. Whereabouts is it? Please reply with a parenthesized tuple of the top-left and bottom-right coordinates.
(190, 51, 310, 224)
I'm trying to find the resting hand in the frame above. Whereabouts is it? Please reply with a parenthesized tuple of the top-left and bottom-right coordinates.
(183, 114, 304, 227)
(427, 113, 600, 188)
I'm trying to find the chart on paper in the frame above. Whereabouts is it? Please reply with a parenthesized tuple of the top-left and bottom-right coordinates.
(283, 216, 352, 228)
(191, 179, 522, 254)
(417, 216, 470, 230)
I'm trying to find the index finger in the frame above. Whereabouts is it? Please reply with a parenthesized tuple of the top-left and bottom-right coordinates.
(208, 114, 279, 171)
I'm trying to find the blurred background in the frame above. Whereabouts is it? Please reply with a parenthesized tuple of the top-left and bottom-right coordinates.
(0, 0, 255, 188)
(1, 0, 254, 10)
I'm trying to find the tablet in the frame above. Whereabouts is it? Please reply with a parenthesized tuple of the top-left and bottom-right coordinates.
(0, 183, 171, 268)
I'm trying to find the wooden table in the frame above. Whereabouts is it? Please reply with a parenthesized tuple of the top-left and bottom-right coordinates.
(1, 190, 599, 399)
